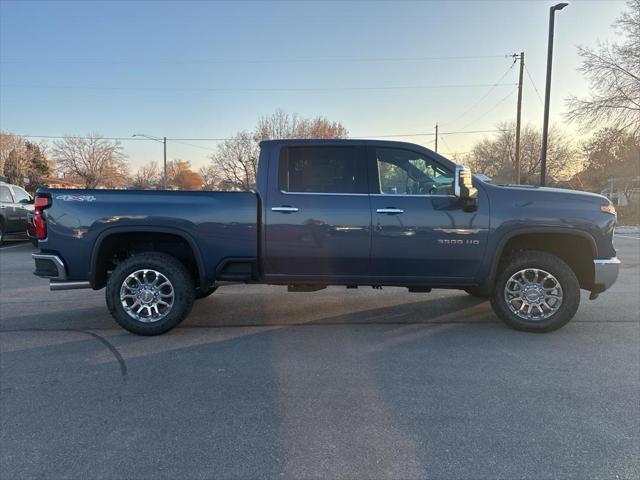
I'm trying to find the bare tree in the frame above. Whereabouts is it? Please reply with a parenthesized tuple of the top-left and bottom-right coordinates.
(465, 122, 578, 185)
(199, 163, 224, 190)
(255, 109, 348, 140)
(572, 127, 640, 191)
(206, 110, 348, 190)
(209, 132, 259, 191)
(131, 161, 161, 189)
(565, 0, 640, 135)
(0, 132, 27, 177)
(52, 134, 128, 189)
(0, 132, 51, 190)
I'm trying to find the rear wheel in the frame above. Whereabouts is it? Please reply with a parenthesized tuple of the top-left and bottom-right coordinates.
(490, 251, 580, 333)
(0, 223, 4, 246)
(106, 252, 195, 335)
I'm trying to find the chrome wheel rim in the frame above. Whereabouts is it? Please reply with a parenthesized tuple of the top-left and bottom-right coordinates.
(120, 269, 174, 323)
(504, 268, 563, 321)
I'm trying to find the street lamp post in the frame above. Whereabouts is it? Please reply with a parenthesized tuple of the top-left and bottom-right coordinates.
(133, 134, 167, 189)
(540, 2, 569, 186)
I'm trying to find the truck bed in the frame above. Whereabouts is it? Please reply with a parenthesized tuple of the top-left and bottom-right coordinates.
(38, 189, 258, 283)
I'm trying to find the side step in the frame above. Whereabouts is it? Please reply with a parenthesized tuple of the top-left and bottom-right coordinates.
(50, 281, 91, 291)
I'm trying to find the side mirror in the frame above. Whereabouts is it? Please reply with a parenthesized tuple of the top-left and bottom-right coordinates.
(454, 165, 478, 212)
(20, 197, 34, 205)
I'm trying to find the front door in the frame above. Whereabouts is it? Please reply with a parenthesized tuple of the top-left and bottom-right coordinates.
(368, 146, 489, 281)
(264, 144, 371, 278)
(10, 186, 32, 232)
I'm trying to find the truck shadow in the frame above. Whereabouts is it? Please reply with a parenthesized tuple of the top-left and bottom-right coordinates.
(186, 289, 496, 328)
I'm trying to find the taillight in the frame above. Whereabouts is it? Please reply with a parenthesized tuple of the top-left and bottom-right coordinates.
(34, 195, 51, 239)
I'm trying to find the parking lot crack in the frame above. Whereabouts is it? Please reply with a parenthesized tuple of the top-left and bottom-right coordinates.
(76, 329, 127, 378)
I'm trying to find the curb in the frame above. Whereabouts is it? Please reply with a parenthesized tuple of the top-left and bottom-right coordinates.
(616, 226, 640, 234)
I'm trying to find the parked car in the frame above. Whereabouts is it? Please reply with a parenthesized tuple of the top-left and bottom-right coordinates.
(31, 139, 620, 335)
(0, 181, 34, 245)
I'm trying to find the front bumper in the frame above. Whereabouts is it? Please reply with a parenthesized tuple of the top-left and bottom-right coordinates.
(593, 257, 621, 293)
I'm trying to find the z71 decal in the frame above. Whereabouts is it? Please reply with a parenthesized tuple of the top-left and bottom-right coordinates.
(55, 195, 97, 202)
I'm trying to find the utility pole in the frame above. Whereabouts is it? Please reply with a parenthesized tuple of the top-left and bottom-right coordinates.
(540, 2, 569, 186)
(133, 133, 168, 189)
(514, 52, 524, 184)
(434, 123, 438, 152)
(163, 137, 167, 189)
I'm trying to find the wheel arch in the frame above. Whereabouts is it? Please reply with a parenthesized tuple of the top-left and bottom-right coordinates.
(486, 227, 597, 290)
(90, 226, 208, 291)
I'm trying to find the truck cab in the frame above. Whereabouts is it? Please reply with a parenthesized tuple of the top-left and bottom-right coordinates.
(259, 140, 487, 283)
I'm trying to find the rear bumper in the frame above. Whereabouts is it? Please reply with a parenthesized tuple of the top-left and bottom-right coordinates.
(32, 253, 91, 291)
(33, 253, 67, 279)
(593, 257, 621, 292)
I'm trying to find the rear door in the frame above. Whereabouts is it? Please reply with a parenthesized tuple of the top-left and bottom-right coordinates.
(368, 146, 489, 280)
(264, 144, 371, 278)
(0, 185, 19, 232)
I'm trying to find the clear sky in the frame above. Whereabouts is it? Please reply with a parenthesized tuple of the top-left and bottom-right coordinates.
(0, 0, 626, 170)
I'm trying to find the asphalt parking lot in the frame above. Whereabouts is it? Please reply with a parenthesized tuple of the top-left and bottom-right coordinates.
(1, 236, 639, 479)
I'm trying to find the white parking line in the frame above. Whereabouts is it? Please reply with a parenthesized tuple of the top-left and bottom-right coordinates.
(615, 234, 640, 240)
(0, 243, 32, 250)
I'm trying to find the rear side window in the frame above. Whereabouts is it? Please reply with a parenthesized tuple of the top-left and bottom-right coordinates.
(11, 186, 31, 203)
(279, 146, 367, 194)
(0, 186, 13, 203)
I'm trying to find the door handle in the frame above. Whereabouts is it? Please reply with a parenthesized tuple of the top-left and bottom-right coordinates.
(376, 208, 404, 214)
(271, 206, 299, 213)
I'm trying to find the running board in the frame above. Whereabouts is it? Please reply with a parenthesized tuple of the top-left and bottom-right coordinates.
(50, 281, 91, 291)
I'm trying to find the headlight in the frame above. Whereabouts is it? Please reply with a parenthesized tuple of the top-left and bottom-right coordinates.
(601, 204, 617, 216)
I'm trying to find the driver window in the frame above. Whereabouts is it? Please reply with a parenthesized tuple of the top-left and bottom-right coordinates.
(376, 148, 454, 195)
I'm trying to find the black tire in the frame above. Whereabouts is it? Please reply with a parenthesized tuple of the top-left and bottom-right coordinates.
(0, 223, 4, 246)
(195, 286, 217, 299)
(106, 252, 195, 335)
(464, 286, 491, 299)
(490, 251, 580, 333)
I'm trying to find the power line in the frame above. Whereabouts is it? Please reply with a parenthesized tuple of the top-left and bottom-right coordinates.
(442, 59, 517, 127)
(459, 86, 519, 131)
(170, 140, 219, 152)
(438, 133, 454, 154)
(18, 135, 155, 141)
(18, 129, 508, 142)
(1, 82, 517, 93)
(0, 54, 511, 65)
(174, 129, 508, 140)
(524, 64, 544, 105)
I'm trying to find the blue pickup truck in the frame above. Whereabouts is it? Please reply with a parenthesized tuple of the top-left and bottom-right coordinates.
(31, 139, 620, 335)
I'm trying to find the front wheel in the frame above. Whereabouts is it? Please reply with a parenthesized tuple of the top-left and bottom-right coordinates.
(106, 252, 195, 335)
(490, 251, 580, 333)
